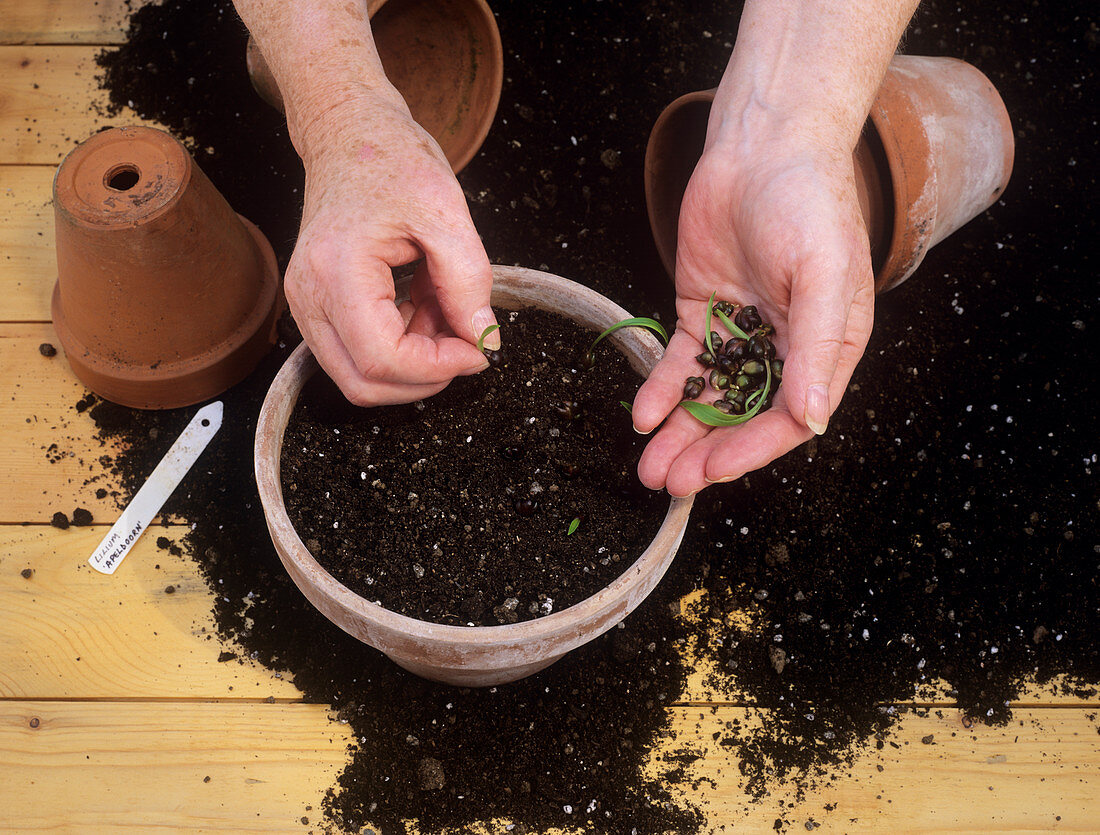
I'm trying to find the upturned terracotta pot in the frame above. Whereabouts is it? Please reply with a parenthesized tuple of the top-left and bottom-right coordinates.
(52, 126, 282, 410)
(644, 55, 1015, 293)
(254, 265, 693, 687)
(246, 0, 503, 174)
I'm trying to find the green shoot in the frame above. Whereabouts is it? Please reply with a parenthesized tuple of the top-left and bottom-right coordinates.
(476, 324, 500, 353)
(620, 401, 633, 414)
(704, 291, 718, 362)
(589, 317, 667, 351)
(582, 316, 668, 369)
(567, 517, 581, 536)
(713, 308, 750, 341)
(744, 364, 772, 411)
(678, 359, 774, 426)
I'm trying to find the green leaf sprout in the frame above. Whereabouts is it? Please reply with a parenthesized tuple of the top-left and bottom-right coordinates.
(476, 324, 500, 353)
(679, 356, 774, 426)
(713, 307, 750, 341)
(704, 291, 718, 362)
(582, 316, 668, 368)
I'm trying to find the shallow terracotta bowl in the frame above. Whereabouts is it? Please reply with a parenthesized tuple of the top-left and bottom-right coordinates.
(254, 265, 693, 686)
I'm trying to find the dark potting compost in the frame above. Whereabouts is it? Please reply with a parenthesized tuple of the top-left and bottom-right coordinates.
(282, 309, 666, 626)
(83, 0, 1100, 833)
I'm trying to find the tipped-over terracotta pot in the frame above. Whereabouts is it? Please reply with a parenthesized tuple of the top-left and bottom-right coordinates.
(644, 54, 1014, 293)
(52, 126, 282, 409)
(246, 0, 503, 174)
(255, 265, 693, 687)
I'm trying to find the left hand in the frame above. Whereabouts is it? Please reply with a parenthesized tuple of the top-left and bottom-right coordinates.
(285, 92, 496, 408)
(631, 136, 876, 497)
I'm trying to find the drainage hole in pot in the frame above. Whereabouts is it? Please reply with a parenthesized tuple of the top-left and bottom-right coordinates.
(105, 164, 140, 191)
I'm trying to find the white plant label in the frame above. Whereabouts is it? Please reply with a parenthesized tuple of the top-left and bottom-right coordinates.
(88, 401, 223, 575)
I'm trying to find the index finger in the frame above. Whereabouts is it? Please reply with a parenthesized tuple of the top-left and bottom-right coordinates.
(632, 328, 706, 434)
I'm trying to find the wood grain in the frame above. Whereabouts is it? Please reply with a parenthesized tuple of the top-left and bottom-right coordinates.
(0, 700, 350, 833)
(0, 527, 302, 700)
(0, 324, 126, 523)
(0, 516, 1093, 707)
(0, 166, 55, 322)
(0, 0, 145, 45)
(0, 701, 1096, 832)
(672, 705, 1100, 832)
(0, 46, 162, 165)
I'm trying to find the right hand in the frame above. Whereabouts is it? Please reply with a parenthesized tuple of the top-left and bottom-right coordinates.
(632, 136, 875, 497)
(286, 91, 499, 406)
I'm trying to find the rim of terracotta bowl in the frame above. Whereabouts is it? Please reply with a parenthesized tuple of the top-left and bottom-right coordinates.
(254, 265, 693, 686)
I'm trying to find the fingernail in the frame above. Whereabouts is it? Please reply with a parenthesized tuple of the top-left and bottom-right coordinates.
(805, 384, 830, 435)
(472, 306, 500, 350)
(632, 423, 654, 435)
(704, 474, 737, 485)
(668, 488, 698, 499)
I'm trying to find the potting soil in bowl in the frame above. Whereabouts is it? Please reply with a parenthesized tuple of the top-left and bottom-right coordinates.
(281, 308, 667, 626)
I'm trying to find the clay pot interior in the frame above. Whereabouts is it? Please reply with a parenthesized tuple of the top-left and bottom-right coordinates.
(644, 55, 1014, 293)
(254, 266, 693, 687)
(51, 126, 282, 409)
(246, 0, 503, 174)
(643, 92, 892, 284)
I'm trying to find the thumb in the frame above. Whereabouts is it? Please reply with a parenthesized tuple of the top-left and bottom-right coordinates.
(421, 232, 498, 351)
(782, 263, 851, 436)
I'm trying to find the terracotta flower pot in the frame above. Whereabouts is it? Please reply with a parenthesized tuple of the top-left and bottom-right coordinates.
(644, 54, 1014, 293)
(246, 0, 503, 174)
(254, 265, 693, 687)
(52, 126, 282, 410)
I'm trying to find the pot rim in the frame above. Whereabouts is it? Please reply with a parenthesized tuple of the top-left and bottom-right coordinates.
(255, 265, 692, 658)
(52, 215, 280, 381)
(643, 88, 717, 282)
(865, 58, 938, 293)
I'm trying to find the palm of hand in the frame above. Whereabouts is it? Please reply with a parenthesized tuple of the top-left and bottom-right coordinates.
(633, 148, 875, 496)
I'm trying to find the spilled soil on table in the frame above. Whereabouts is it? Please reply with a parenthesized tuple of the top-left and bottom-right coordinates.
(83, 0, 1100, 832)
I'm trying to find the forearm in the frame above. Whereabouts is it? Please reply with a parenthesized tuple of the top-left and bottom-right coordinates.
(232, 0, 403, 161)
(712, 0, 920, 156)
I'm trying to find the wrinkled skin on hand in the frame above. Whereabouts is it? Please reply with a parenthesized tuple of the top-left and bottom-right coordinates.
(632, 139, 875, 497)
(287, 95, 497, 407)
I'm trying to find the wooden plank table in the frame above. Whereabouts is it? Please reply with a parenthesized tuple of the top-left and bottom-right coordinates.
(1, 3, 1097, 831)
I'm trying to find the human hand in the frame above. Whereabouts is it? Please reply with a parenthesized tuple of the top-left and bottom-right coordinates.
(286, 92, 498, 406)
(631, 138, 875, 496)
